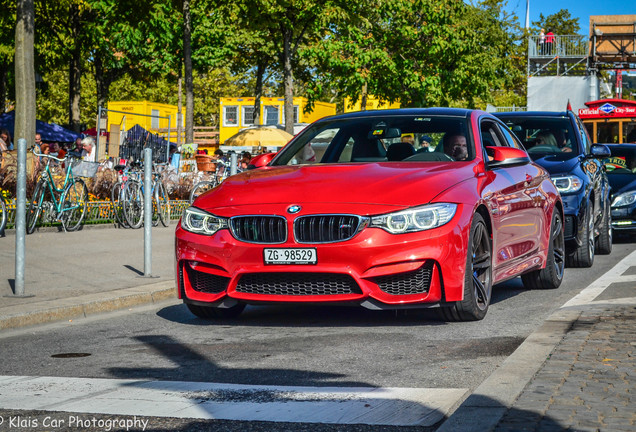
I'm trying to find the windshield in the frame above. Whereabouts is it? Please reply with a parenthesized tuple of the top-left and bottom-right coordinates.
(499, 116, 579, 161)
(271, 115, 473, 165)
(604, 146, 636, 190)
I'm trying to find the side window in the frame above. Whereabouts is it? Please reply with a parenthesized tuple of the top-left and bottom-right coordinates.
(498, 124, 523, 149)
(576, 117, 591, 153)
(480, 120, 504, 148)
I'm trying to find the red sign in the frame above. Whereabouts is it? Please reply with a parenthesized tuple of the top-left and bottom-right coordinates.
(578, 106, 636, 119)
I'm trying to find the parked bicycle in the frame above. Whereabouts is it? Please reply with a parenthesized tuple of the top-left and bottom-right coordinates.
(27, 149, 89, 234)
(189, 158, 237, 203)
(115, 162, 170, 229)
(0, 192, 6, 236)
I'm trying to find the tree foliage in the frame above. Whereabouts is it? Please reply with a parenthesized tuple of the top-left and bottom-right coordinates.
(8, 0, 551, 130)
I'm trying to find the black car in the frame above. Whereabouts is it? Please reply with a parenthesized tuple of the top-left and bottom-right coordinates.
(604, 144, 636, 236)
(495, 111, 612, 267)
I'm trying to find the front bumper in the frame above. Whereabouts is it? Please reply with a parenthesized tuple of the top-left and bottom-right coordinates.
(611, 205, 636, 232)
(174, 211, 472, 309)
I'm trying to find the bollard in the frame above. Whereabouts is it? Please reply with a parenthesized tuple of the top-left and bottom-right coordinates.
(143, 147, 153, 277)
(13, 138, 29, 297)
(230, 151, 238, 176)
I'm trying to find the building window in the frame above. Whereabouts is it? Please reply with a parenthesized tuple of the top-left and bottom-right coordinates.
(224, 106, 239, 127)
(151, 109, 160, 129)
(265, 106, 279, 125)
(282, 105, 300, 124)
(242, 106, 255, 126)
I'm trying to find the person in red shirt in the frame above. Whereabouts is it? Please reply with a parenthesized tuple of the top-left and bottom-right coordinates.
(545, 29, 555, 55)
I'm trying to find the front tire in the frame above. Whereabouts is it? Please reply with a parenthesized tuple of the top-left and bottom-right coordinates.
(155, 181, 170, 227)
(186, 303, 245, 319)
(61, 179, 88, 231)
(522, 209, 565, 289)
(439, 213, 492, 322)
(26, 180, 46, 234)
(122, 181, 144, 229)
(595, 199, 612, 255)
(567, 204, 594, 268)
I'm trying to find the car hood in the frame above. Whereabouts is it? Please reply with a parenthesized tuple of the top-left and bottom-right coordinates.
(530, 155, 580, 176)
(608, 175, 636, 196)
(195, 163, 474, 214)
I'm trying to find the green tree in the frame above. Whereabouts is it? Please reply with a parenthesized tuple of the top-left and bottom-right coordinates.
(533, 9, 581, 35)
(0, 1, 16, 112)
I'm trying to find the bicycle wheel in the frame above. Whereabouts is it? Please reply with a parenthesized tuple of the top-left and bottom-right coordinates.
(0, 195, 7, 235)
(60, 178, 88, 231)
(122, 180, 144, 229)
(26, 180, 46, 234)
(155, 181, 171, 227)
(189, 180, 216, 204)
(111, 181, 130, 228)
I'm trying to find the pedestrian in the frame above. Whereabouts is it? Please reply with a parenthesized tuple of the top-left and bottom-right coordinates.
(539, 28, 545, 55)
(545, 29, 555, 55)
(72, 137, 83, 156)
(0, 129, 12, 151)
(81, 136, 96, 162)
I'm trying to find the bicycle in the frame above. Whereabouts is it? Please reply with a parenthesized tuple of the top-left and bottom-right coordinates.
(27, 149, 89, 234)
(120, 162, 170, 229)
(189, 158, 236, 203)
(111, 161, 142, 228)
(0, 193, 6, 236)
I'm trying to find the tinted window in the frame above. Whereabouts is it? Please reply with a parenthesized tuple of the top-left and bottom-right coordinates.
(272, 115, 472, 165)
(498, 116, 579, 161)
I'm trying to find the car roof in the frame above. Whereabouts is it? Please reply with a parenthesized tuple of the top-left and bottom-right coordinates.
(493, 111, 572, 118)
(325, 107, 479, 121)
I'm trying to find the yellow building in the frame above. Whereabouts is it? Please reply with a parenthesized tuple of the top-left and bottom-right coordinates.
(344, 96, 401, 112)
(219, 97, 336, 144)
(106, 101, 183, 134)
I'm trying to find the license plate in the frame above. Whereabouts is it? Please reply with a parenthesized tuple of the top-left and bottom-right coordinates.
(264, 248, 317, 265)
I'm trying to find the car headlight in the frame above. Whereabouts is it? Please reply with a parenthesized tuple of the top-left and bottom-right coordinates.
(369, 203, 457, 234)
(182, 207, 228, 235)
(551, 175, 583, 194)
(612, 191, 636, 208)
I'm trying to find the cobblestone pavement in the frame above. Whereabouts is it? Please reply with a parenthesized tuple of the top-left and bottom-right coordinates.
(493, 305, 636, 432)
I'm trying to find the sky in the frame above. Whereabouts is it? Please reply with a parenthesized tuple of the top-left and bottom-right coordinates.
(504, 0, 634, 36)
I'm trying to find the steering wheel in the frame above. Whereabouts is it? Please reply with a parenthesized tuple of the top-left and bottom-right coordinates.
(528, 145, 560, 153)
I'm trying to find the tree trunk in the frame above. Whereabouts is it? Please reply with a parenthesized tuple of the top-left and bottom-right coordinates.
(282, 28, 294, 135)
(360, 82, 368, 111)
(253, 60, 264, 126)
(0, 63, 7, 113)
(183, 0, 194, 143)
(94, 56, 111, 114)
(69, 3, 81, 132)
(14, 0, 36, 151)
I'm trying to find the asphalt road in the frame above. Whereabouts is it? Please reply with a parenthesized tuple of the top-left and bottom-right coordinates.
(0, 240, 634, 432)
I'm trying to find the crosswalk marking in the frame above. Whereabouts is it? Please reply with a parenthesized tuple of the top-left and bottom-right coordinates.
(0, 375, 468, 426)
(562, 249, 636, 308)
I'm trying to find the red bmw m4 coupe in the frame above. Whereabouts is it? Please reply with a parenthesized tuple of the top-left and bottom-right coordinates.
(175, 108, 565, 321)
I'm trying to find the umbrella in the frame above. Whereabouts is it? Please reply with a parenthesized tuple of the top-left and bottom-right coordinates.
(0, 110, 81, 143)
(224, 127, 293, 148)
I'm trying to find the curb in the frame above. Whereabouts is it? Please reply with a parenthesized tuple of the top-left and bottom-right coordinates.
(437, 308, 582, 432)
(0, 281, 177, 330)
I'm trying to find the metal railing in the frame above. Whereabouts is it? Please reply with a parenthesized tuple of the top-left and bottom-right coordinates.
(528, 35, 588, 58)
(1, 199, 189, 230)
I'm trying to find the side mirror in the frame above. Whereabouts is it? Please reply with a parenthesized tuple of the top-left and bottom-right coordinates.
(486, 146, 530, 168)
(590, 143, 611, 159)
(247, 152, 277, 169)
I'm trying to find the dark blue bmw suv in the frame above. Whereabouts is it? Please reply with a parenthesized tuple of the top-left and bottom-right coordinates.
(495, 111, 612, 267)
